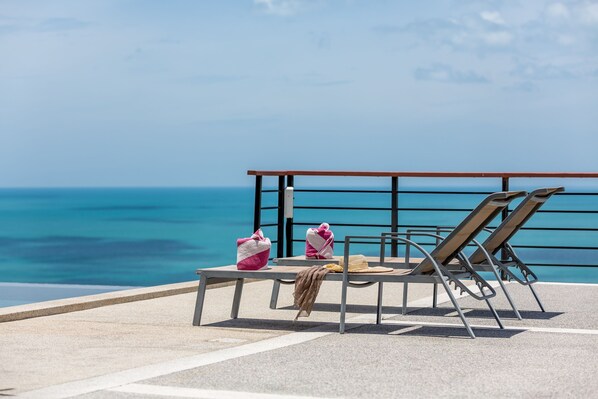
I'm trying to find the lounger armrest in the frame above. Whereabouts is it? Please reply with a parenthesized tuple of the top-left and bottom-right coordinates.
(381, 231, 476, 273)
(436, 262, 497, 300)
(430, 236, 497, 299)
(498, 243, 539, 284)
(382, 230, 472, 267)
(344, 234, 442, 275)
(380, 231, 451, 264)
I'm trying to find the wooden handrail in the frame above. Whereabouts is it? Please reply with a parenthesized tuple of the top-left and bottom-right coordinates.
(247, 170, 598, 178)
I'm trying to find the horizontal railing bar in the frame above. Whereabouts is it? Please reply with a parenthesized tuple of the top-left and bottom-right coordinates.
(394, 225, 598, 232)
(248, 170, 598, 178)
(287, 235, 598, 250)
(291, 206, 598, 214)
(397, 191, 598, 196)
(290, 240, 423, 244)
(260, 206, 278, 210)
(512, 245, 598, 250)
(536, 210, 598, 214)
(289, 240, 453, 246)
(519, 227, 598, 232)
(293, 222, 392, 228)
(259, 223, 278, 227)
(526, 263, 598, 268)
(290, 223, 598, 232)
(295, 206, 391, 211)
(295, 207, 476, 212)
(293, 189, 598, 196)
(295, 189, 392, 194)
(397, 190, 493, 195)
(398, 191, 596, 196)
(289, 240, 598, 251)
(398, 224, 461, 229)
(400, 207, 472, 212)
(555, 192, 598, 196)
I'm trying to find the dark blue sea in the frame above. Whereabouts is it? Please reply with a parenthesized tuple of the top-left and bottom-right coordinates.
(1, 187, 596, 307)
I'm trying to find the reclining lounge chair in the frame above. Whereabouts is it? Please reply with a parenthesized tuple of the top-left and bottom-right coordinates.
(339, 190, 526, 338)
(467, 187, 564, 315)
(384, 187, 564, 320)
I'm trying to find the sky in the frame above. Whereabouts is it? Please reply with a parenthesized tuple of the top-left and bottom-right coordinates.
(1, 0, 597, 187)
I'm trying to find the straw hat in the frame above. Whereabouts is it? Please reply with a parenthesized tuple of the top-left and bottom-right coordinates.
(324, 255, 393, 273)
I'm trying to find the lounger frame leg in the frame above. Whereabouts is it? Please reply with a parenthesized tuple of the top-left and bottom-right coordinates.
(231, 278, 244, 319)
(440, 278, 475, 339)
(192, 275, 208, 326)
(489, 263, 522, 320)
(485, 299, 504, 329)
(402, 282, 409, 315)
(432, 283, 438, 308)
(376, 283, 383, 324)
(339, 277, 348, 334)
(270, 280, 281, 309)
(529, 284, 546, 312)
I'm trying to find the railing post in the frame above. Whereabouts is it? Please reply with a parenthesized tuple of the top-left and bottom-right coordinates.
(286, 175, 294, 257)
(391, 176, 399, 257)
(500, 177, 509, 280)
(277, 176, 285, 259)
(253, 175, 262, 232)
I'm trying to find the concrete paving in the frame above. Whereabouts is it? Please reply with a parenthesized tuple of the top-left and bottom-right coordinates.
(1, 278, 597, 398)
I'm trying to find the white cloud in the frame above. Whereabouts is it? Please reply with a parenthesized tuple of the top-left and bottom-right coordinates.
(546, 3, 570, 19)
(511, 61, 574, 80)
(480, 11, 505, 25)
(579, 2, 598, 25)
(254, 0, 302, 16)
(557, 34, 575, 45)
(414, 63, 489, 84)
(376, 12, 517, 54)
(483, 31, 513, 45)
(503, 80, 537, 92)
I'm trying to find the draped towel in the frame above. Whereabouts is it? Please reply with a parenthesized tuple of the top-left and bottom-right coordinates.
(293, 266, 331, 320)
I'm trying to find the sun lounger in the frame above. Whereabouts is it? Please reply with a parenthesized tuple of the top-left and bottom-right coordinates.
(338, 191, 525, 337)
(468, 187, 565, 314)
(395, 187, 564, 319)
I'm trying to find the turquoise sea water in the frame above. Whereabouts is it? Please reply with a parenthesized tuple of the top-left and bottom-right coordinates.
(0, 188, 254, 286)
(1, 187, 597, 307)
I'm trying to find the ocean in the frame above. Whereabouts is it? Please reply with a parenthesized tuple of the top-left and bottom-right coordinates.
(1, 187, 597, 307)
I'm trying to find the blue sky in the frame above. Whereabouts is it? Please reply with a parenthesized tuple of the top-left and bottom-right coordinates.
(1, 0, 597, 187)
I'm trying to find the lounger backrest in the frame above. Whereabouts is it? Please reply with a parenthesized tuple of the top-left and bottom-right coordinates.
(413, 191, 526, 274)
(469, 187, 564, 264)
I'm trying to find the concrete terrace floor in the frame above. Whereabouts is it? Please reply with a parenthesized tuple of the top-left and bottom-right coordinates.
(1, 278, 597, 399)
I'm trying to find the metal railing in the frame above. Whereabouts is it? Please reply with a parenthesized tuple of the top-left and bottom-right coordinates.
(248, 170, 598, 270)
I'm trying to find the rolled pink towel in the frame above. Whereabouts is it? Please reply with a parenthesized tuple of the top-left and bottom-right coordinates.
(237, 229, 270, 270)
(305, 223, 334, 259)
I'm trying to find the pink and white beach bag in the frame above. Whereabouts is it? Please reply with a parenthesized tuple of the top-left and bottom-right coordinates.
(236, 229, 271, 270)
(305, 223, 334, 259)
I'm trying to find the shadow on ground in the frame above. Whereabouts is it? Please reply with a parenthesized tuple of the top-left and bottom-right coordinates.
(206, 318, 334, 332)
(404, 307, 563, 320)
(0, 387, 15, 397)
(278, 302, 401, 314)
(205, 317, 525, 339)
(348, 323, 525, 339)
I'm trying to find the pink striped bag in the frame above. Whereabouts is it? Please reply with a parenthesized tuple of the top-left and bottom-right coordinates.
(305, 223, 334, 259)
(236, 229, 271, 270)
